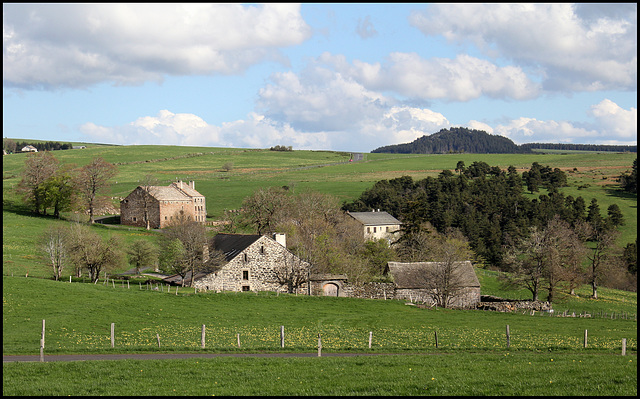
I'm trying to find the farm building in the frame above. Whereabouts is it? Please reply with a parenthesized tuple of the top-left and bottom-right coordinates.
(21, 145, 38, 152)
(347, 210, 402, 242)
(191, 233, 311, 293)
(120, 181, 206, 229)
(384, 261, 481, 308)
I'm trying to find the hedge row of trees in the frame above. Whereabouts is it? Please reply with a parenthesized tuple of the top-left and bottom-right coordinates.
(17, 151, 116, 222)
(3, 138, 74, 153)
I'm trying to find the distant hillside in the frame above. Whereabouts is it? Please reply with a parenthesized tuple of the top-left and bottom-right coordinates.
(371, 127, 528, 154)
(371, 128, 638, 154)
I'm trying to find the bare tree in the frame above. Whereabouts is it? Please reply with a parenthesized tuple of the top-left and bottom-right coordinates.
(17, 151, 59, 214)
(502, 227, 547, 301)
(40, 225, 67, 280)
(241, 186, 289, 235)
(272, 251, 310, 294)
(138, 174, 160, 230)
(74, 157, 117, 224)
(586, 224, 619, 299)
(65, 223, 125, 283)
(161, 216, 208, 286)
(422, 233, 474, 308)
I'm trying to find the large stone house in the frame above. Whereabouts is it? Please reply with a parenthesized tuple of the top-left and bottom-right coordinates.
(120, 181, 206, 229)
(347, 210, 402, 242)
(192, 233, 311, 293)
(384, 261, 481, 308)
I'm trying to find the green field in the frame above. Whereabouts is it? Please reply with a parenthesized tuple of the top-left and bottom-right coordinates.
(3, 145, 637, 395)
(3, 146, 637, 278)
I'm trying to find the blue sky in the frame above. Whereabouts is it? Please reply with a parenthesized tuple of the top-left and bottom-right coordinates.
(3, 3, 637, 152)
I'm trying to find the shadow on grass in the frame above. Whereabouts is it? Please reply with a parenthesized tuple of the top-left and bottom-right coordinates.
(603, 187, 637, 207)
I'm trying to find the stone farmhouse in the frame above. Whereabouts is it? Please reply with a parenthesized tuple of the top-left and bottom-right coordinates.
(347, 210, 402, 242)
(120, 181, 206, 229)
(384, 261, 481, 308)
(192, 233, 311, 293)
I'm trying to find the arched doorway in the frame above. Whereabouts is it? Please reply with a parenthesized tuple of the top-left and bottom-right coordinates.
(323, 283, 339, 297)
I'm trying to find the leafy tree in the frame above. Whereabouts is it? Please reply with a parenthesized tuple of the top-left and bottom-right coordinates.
(241, 186, 289, 235)
(17, 151, 59, 214)
(272, 250, 309, 294)
(585, 223, 619, 299)
(606, 203, 624, 227)
(618, 158, 637, 193)
(74, 157, 117, 224)
(41, 166, 76, 218)
(622, 239, 637, 276)
(127, 239, 158, 275)
(160, 238, 187, 281)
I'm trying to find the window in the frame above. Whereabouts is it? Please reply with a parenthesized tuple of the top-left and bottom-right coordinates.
(243, 253, 248, 262)
(260, 246, 265, 254)
(242, 285, 250, 292)
(242, 270, 249, 280)
(373, 227, 377, 233)
(367, 227, 371, 233)
(133, 217, 137, 222)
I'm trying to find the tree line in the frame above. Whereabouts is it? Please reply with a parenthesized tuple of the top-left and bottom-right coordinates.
(3, 138, 74, 153)
(371, 127, 637, 154)
(341, 160, 636, 299)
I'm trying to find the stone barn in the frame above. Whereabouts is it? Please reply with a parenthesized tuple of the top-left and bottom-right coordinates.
(120, 180, 206, 229)
(384, 261, 481, 308)
(192, 233, 311, 293)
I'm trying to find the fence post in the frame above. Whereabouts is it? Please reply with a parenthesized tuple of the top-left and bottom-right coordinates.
(621, 338, 626, 356)
(40, 319, 45, 362)
(201, 325, 206, 349)
(506, 325, 510, 349)
(369, 331, 373, 349)
(280, 325, 285, 348)
(237, 333, 241, 348)
(156, 333, 161, 348)
(111, 323, 115, 348)
(584, 329, 588, 348)
(434, 331, 439, 348)
(318, 334, 322, 357)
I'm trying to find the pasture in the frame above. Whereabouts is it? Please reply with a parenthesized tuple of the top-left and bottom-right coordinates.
(3, 144, 637, 395)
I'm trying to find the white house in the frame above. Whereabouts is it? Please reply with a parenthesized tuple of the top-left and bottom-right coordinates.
(21, 145, 38, 152)
(347, 210, 402, 242)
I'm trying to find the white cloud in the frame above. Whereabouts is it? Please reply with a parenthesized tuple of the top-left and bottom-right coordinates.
(410, 3, 637, 92)
(321, 52, 540, 101)
(356, 15, 377, 39)
(3, 3, 311, 89)
(489, 99, 637, 145)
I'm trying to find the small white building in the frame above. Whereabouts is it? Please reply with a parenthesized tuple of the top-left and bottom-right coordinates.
(347, 210, 402, 242)
(21, 145, 38, 152)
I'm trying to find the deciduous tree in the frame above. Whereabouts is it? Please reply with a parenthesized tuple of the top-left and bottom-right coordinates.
(17, 151, 59, 214)
(74, 157, 117, 224)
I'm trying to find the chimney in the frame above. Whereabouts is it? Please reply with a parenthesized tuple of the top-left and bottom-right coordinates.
(189, 181, 195, 190)
(178, 180, 183, 189)
(273, 233, 286, 248)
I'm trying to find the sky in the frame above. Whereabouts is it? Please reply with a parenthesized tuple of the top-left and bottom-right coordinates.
(3, 3, 637, 152)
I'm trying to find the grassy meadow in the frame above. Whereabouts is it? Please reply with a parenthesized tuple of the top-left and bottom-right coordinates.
(3, 144, 637, 395)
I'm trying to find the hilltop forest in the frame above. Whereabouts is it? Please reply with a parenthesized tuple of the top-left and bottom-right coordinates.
(372, 127, 637, 154)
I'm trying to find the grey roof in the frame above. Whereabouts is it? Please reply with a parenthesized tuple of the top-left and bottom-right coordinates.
(347, 211, 402, 226)
(212, 234, 262, 261)
(385, 261, 480, 289)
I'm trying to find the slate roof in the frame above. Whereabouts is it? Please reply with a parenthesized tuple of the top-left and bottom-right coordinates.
(385, 261, 480, 289)
(213, 234, 262, 261)
(347, 211, 402, 226)
(140, 182, 204, 201)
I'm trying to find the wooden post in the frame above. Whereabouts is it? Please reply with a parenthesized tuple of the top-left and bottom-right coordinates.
(139, 282, 142, 290)
(434, 331, 438, 348)
(584, 329, 588, 348)
(111, 323, 115, 348)
(176, 286, 178, 295)
(280, 325, 285, 348)
(621, 338, 627, 356)
(506, 325, 510, 349)
(112, 280, 115, 288)
(70, 276, 72, 283)
(201, 325, 206, 349)
(127, 280, 130, 289)
(40, 319, 45, 362)
(237, 333, 241, 348)
(318, 334, 322, 357)
(156, 333, 161, 348)
(369, 331, 373, 349)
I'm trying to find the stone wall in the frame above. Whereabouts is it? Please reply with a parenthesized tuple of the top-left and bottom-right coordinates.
(193, 236, 309, 293)
(476, 295, 552, 312)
